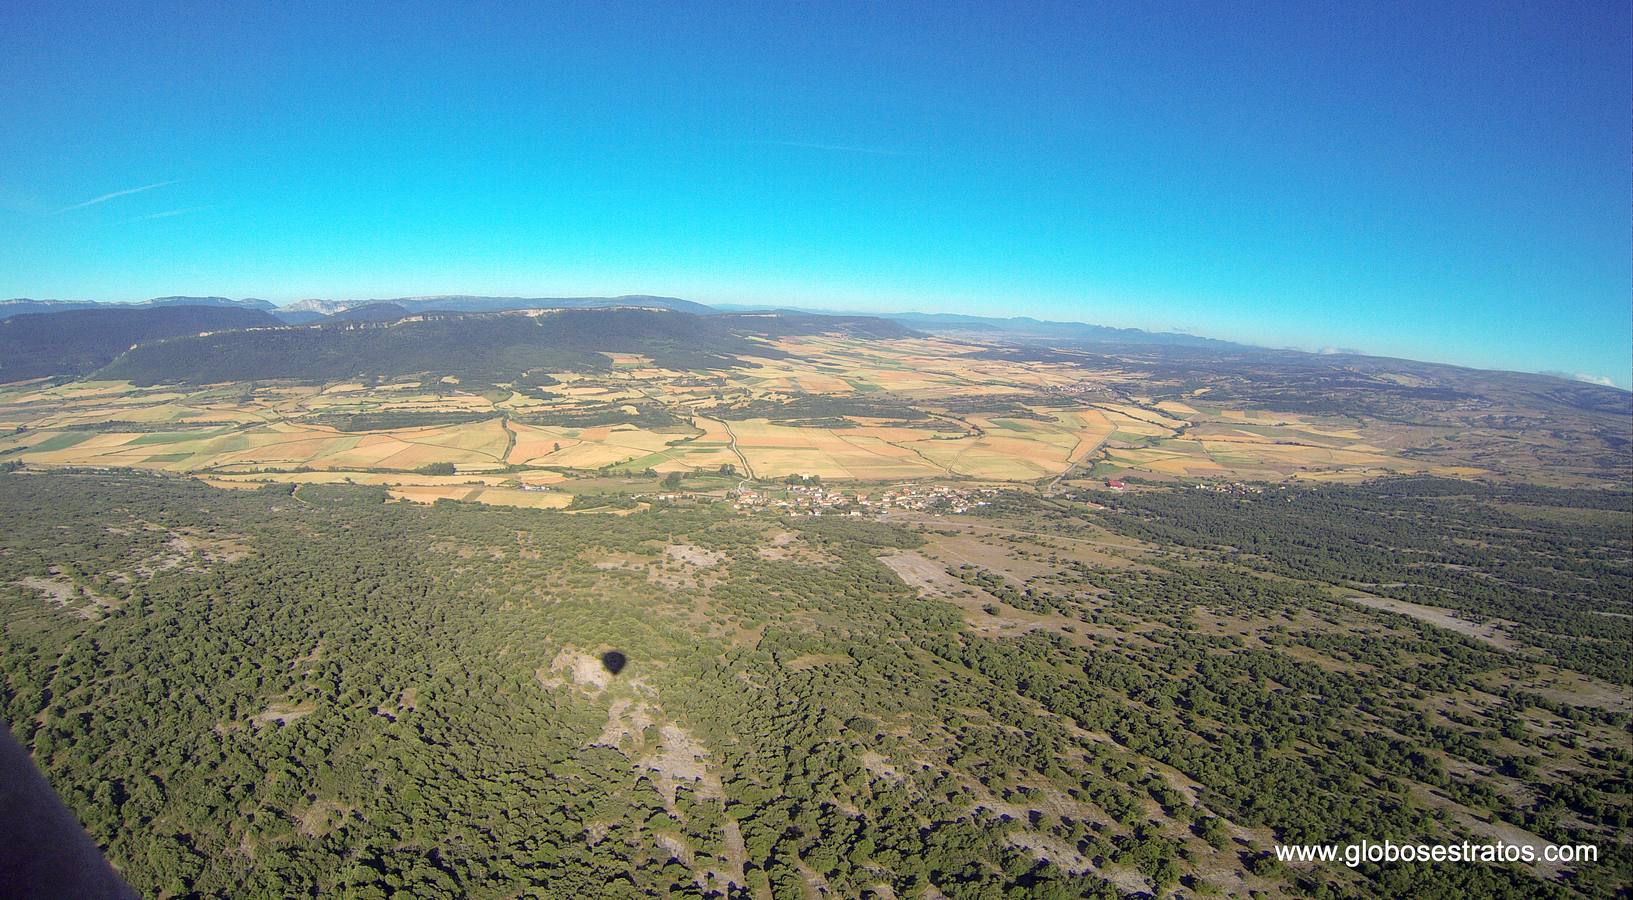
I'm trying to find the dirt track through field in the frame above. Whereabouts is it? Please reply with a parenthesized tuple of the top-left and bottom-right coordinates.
(719, 419, 755, 479)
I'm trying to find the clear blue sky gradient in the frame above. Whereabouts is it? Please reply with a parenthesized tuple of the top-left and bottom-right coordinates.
(2, 2, 1628, 386)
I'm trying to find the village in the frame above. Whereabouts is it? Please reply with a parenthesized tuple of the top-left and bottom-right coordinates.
(725, 482, 1000, 517)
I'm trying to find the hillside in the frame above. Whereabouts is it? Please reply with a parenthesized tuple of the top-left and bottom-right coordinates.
(0, 305, 282, 381)
(95, 308, 915, 385)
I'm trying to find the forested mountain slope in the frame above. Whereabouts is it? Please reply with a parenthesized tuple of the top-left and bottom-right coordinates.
(0, 305, 282, 380)
(95, 308, 914, 384)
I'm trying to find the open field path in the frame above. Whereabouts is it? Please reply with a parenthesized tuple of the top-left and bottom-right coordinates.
(719, 419, 755, 480)
(1046, 429, 1112, 495)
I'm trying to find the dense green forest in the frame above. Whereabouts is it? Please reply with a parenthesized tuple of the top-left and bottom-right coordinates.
(98, 310, 775, 385)
(1074, 478, 1633, 684)
(1, 471, 1628, 897)
(90, 309, 917, 386)
(0, 306, 281, 380)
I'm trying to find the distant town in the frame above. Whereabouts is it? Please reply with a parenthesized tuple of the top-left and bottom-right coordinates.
(726, 482, 1000, 517)
(629, 476, 1271, 519)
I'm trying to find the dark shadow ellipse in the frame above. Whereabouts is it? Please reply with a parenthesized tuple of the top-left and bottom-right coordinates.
(600, 650, 627, 676)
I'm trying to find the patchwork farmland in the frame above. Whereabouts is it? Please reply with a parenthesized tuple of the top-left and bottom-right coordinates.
(0, 335, 1503, 496)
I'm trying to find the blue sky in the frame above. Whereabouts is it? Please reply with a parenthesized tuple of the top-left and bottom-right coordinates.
(2, 2, 1628, 387)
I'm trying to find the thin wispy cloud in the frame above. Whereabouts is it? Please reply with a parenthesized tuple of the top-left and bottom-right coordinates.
(745, 139, 911, 157)
(114, 205, 210, 225)
(58, 180, 178, 213)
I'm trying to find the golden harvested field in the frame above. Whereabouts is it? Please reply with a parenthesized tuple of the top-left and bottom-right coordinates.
(649, 443, 740, 473)
(386, 485, 482, 503)
(537, 442, 640, 468)
(724, 419, 936, 479)
(208, 471, 563, 487)
(465, 488, 573, 509)
(506, 422, 571, 464)
(198, 477, 269, 490)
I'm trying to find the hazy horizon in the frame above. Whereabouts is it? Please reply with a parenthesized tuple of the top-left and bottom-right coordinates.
(3, 2, 1628, 386)
(5, 288, 1627, 389)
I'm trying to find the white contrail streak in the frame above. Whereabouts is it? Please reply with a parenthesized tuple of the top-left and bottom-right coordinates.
(58, 180, 178, 213)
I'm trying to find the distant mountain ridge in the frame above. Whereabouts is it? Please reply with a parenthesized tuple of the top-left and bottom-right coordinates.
(880, 311, 1241, 349)
(277, 294, 714, 320)
(0, 297, 276, 320)
(711, 304, 1239, 350)
(0, 294, 706, 323)
(328, 302, 410, 322)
